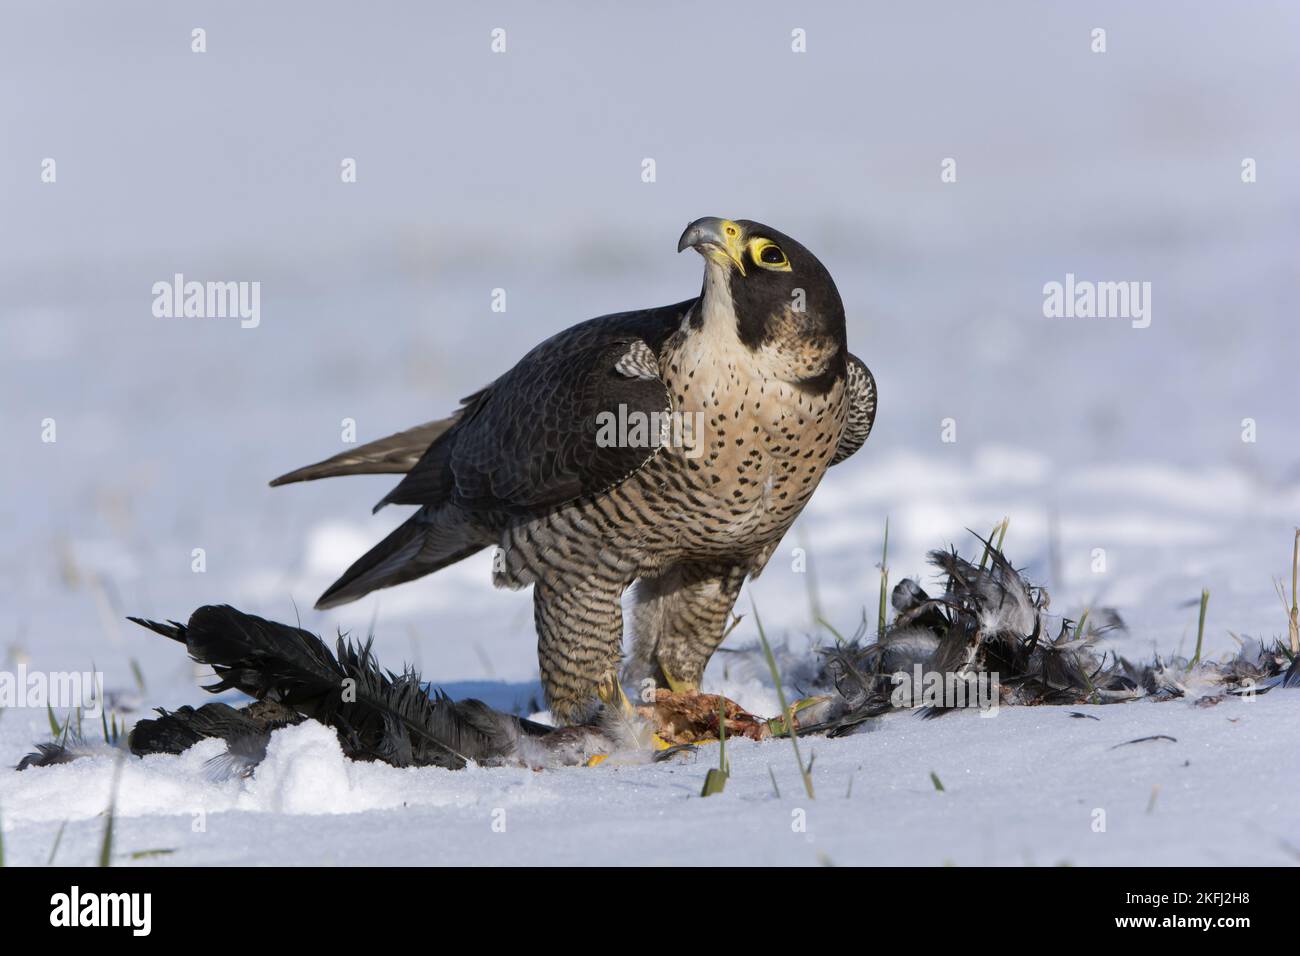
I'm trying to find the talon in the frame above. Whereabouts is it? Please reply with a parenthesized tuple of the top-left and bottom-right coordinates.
(657, 663, 697, 695)
(596, 674, 637, 716)
(584, 734, 671, 767)
(593, 675, 672, 754)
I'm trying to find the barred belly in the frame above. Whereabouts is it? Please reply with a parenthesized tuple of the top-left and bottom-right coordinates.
(495, 369, 846, 586)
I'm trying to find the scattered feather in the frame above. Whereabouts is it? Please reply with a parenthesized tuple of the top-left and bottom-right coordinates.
(1110, 735, 1178, 750)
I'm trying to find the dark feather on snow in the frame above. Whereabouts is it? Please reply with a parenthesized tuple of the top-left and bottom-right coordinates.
(18, 606, 637, 775)
(15, 742, 80, 771)
(801, 541, 1296, 736)
(20, 543, 1293, 772)
(126, 605, 547, 771)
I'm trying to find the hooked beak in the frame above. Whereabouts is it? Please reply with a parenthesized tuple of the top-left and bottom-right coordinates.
(677, 217, 746, 275)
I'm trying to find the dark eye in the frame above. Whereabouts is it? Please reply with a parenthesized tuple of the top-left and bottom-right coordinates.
(760, 245, 785, 264)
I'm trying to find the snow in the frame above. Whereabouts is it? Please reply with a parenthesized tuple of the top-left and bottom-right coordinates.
(2, 695, 1297, 866)
(2, 2, 1299, 865)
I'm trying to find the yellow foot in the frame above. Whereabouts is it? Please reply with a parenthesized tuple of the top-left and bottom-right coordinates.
(660, 670, 698, 695)
(766, 695, 831, 736)
(593, 676, 672, 755)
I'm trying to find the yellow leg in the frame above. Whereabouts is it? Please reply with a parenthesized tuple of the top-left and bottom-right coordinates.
(659, 665, 697, 695)
(591, 675, 672, 758)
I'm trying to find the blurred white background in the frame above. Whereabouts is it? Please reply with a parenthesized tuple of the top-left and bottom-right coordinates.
(2, 1, 1298, 702)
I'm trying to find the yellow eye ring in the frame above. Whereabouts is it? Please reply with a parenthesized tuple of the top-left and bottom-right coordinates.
(748, 238, 791, 271)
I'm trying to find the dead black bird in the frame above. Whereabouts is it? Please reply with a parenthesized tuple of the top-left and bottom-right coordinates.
(16, 546, 1294, 771)
(126, 605, 532, 770)
(795, 539, 1295, 736)
(18, 605, 654, 775)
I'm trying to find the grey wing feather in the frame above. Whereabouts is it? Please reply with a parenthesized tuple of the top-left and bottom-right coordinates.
(378, 304, 686, 514)
(269, 415, 465, 486)
(831, 353, 876, 466)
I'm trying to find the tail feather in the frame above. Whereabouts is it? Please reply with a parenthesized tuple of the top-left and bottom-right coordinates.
(126, 616, 186, 644)
(268, 416, 458, 487)
(314, 507, 486, 610)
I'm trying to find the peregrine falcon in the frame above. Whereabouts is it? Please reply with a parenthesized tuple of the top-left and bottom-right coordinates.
(271, 218, 877, 723)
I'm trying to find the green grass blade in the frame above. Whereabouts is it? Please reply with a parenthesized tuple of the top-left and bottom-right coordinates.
(978, 517, 1008, 571)
(1189, 588, 1209, 667)
(816, 616, 848, 646)
(129, 657, 147, 694)
(1289, 529, 1299, 655)
(877, 516, 890, 641)
(98, 757, 125, 867)
(47, 820, 68, 865)
(753, 599, 815, 799)
(700, 768, 728, 797)
(128, 848, 176, 860)
(702, 689, 730, 797)
(717, 694, 728, 773)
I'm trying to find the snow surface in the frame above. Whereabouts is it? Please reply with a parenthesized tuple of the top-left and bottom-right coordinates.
(2, 694, 1297, 866)
(2, 2, 1299, 864)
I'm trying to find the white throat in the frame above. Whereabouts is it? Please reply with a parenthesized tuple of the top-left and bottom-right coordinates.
(684, 262, 742, 350)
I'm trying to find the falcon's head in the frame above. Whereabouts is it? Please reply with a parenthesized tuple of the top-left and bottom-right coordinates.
(678, 217, 846, 386)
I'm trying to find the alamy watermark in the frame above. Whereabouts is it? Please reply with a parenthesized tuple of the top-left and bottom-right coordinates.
(50, 886, 151, 936)
(1042, 273, 1151, 329)
(0, 666, 104, 717)
(891, 665, 1000, 715)
(152, 273, 261, 328)
(596, 404, 707, 459)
